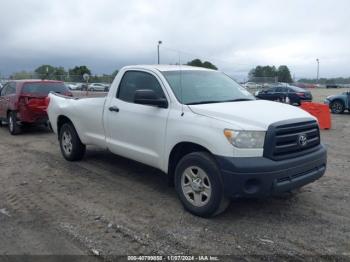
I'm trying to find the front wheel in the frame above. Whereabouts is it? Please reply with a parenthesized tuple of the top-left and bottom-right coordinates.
(175, 152, 230, 217)
(59, 123, 86, 161)
(330, 100, 344, 114)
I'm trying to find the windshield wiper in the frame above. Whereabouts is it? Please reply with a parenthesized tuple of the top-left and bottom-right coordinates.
(186, 98, 253, 105)
(220, 98, 254, 102)
(186, 100, 222, 105)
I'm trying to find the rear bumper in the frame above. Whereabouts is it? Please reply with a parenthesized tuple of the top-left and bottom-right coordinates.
(215, 144, 327, 198)
(17, 110, 48, 124)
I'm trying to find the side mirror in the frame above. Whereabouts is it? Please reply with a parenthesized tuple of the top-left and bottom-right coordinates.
(134, 89, 168, 108)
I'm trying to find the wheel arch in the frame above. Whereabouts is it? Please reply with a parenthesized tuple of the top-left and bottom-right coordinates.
(167, 142, 213, 186)
(57, 115, 76, 138)
(331, 98, 345, 105)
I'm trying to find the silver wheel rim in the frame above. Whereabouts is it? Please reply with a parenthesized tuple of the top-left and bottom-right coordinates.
(181, 166, 212, 207)
(9, 116, 14, 132)
(62, 131, 73, 155)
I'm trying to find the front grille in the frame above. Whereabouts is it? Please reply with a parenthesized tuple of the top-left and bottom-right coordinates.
(264, 118, 320, 160)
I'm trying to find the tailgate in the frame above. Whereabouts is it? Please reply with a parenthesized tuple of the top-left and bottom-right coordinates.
(21, 96, 48, 113)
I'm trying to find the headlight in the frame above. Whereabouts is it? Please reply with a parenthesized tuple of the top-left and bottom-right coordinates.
(224, 129, 266, 148)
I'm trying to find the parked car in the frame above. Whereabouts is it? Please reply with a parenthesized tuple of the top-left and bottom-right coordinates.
(88, 83, 109, 92)
(324, 91, 350, 113)
(326, 84, 340, 89)
(47, 65, 326, 217)
(65, 82, 80, 90)
(0, 80, 72, 135)
(255, 85, 312, 105)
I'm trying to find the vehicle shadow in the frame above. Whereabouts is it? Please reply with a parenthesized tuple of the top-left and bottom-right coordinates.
(0, 124, 53, 136)
(82, 148, 308, 221)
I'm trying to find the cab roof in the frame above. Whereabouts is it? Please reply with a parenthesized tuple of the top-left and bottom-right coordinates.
(122, 64, 215, 72)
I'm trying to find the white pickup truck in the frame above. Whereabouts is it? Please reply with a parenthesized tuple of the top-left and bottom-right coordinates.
(47, 65, 327, 217)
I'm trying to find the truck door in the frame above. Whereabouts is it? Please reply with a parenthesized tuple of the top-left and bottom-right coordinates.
(105, 70, 170, 168)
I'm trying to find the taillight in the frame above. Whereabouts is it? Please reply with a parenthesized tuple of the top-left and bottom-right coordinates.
(296, 92, 305, 97)
(45, 96, 51, 107)
(64, 92, 73, 97)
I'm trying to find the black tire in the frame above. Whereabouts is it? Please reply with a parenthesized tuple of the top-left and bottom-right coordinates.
(330, 100, 344, 114)
(8, 111, 21, 135)
(174, 151, 230, 217)
(59, 123, 86, 161)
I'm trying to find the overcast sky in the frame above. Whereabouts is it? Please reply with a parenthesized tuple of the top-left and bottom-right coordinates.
(0, 0, 349, 80)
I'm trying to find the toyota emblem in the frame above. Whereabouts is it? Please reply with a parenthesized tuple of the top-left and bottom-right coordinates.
(298, 134, 308, 147)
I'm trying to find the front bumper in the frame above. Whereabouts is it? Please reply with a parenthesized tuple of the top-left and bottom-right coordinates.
(215, 144, 327, 198)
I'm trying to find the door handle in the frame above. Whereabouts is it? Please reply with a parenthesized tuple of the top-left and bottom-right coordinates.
(108, 106, 119, 112)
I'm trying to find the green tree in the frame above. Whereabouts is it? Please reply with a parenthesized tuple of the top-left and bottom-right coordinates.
(11, 71, 32, 80)
(248, 65, 293, 83)
(249, 65, 277, 78)
(34, 65, 67, 80)
(186, 59, 218, 70)
(53, 66, 67, 81)
(35, 65, 55, 79)
(277, 65, 292, 83)
(68, 66, 91, 82)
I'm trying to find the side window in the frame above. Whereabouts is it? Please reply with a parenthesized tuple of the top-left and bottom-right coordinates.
(275, 87, 283, 92)
(1, 84, 9, 96)
(117, 71, 165, 103)
(7, 83, 16, 95)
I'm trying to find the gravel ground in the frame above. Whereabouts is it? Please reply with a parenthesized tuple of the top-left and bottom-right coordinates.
(0, 88, 349, 260)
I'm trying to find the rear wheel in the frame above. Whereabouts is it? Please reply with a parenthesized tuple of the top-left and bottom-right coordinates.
(175, 152, 230, 217)
(8, 112, 21, 135)
(330, 100, 344, 114)
(59, 123, 86, 161)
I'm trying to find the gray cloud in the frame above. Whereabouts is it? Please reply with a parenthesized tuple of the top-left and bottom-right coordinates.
(0, 0, 349, 79)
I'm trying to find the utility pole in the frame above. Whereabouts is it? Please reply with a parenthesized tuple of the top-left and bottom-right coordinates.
(157, 40, 162, 64)
(316, 58, 320, 83)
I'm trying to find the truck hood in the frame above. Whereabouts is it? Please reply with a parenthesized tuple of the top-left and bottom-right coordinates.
(188, 100, 314, 130)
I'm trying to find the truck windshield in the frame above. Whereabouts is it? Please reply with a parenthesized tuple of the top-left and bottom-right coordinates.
(22, 82, 68, 96)
(161, 70, 254, 105)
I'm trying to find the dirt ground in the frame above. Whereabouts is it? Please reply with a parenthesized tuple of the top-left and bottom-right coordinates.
(0, 88, 349, 260)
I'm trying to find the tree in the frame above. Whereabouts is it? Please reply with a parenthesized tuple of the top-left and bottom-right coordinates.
(34, 65, 67, 80)
(11, 71, 32, 80)
(68, 66, 91, 82)
(277, 65, 292, 83)
(35, 65, 55, 79)
(248, 65, 292, 83)
(53, 66, 67, 81)
(186, 59, 218, 70)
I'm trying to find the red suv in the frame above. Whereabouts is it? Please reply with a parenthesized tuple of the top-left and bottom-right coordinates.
(0, 80, 72, 135)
